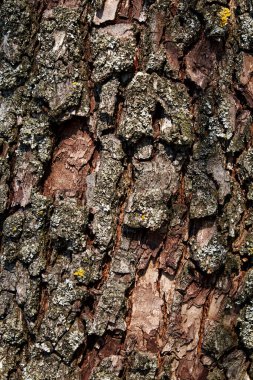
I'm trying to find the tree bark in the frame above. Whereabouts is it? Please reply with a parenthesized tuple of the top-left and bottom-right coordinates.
(1, 0, 253, 379)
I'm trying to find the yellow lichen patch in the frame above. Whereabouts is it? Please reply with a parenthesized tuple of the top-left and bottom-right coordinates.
(73, 267, 85, 277)
(219, 7, 231, 27)
(72, 81, 81, 86)
(248, 247, 253, 256)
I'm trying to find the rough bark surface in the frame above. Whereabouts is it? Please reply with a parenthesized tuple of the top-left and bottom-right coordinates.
(1, 0, 253, 379)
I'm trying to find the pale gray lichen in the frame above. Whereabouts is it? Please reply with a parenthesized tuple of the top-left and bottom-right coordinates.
(220, 181, 245, 238)
(12, 117, 53, 207)
(217, 93, 236, 141)
(55, 320, 85, 364)
(190, 186, 218, 219)
(0, 302, 27, 346)
(124, 148, 178, 231)
(90, 276, 127, 336)
(21, 351, 81, 380)
(50, 199, 87, 253)
(30, 6, 89, 120)
(87, 135, 124, 250)
(191, 236, 227, 274)
(239, 302, 253, 349)
(1, 193, 51, 268)
(0, 346, 20, 380)
(96, 79, 119, 136)
(35, 275, 87, 353)
(118, 73, 155, 143)
(1, 210, 25, 266)
(239, 14, 253, 50)
(202, 323, 237, 359)
(17, 117, 53, 163)
(0, 95, 20, 144)
(91, 24, 136, 83)
(118, 72, 193, 145)
(236, 268, 253, 305)
(238, 147, 253, 181)
(0, 0, 34, 90)
(126, 351, 157, 380)
(0, 156, 10, 214)
(90, 356, 123, 380)
(15, 263, 41, 320)
(165, 11, 201, 53)
(134, 137, 153, 161)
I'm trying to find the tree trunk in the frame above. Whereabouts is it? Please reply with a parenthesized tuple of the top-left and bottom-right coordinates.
(1, 0, 253, 379)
